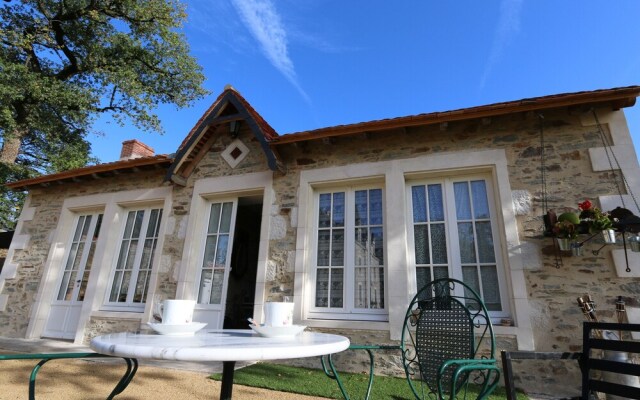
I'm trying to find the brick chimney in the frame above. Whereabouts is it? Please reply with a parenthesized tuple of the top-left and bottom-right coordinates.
(120, 139, 155, 160)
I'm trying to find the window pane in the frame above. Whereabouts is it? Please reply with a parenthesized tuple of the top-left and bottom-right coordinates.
(147, 210, 160, 238)
(58, 243, 79, 300)
(132, 210, 144, 238)
(462, 266, 480, 299)
(369, 189, 383, 225)
(125, 239, 138, 271)
(72, 216, 85, 242)
(198, 269, 213, 304)
(416, 266, 431, 290)
(430, 223, 447, 264)
(471, 180, 490, 219)
(315, 268, 329, 307)
(109, 271, 123, 302)
(354, 267, 367, 308)
(370, 227, 384, 266)
(414, 225, 430, 265)
(371, 267, 384, 309)
(220, 202, 233, 233)
(434, 266, 449, 281)
(476, 221, 496, 263)
(332, 193, 345, 227)
(215, 235, 229, 267)
(209, 269, 225, 304)
(454, 182, 471, 220)
(481, 265, 502, 311)
(208, 203, 221, 233)
(318, 194, 332, 228)
(457, 222, 476, 263)
(330, 269, 344, 308)
(331, 229, 344, 266)
(119, 271, 131, 302)
(133, 270, 148, 303)
(428, 184, 444, 221)
(202, 236, 218, 268)
(355, 190, 368, 226)
(412, 186, 427, 223)
(123, 212, 135, 239)
(354, 228, 368, 266)
(317, 230, 330, 266)
(57, 272, 71, 301)
(109, 208, 162, 305)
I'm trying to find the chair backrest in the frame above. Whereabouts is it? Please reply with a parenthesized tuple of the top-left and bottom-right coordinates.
(400, 278, 496, 399)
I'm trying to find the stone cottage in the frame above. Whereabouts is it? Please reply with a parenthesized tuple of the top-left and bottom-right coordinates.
(1, 85, 640, 394)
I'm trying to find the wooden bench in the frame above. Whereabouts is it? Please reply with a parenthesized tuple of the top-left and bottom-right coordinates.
(501, 321, 640, 400)
(0, 352, 138, 400)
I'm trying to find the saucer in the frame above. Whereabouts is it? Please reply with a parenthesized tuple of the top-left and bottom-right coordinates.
(249, 324, 306, 338)
(148, 322, 207, 336)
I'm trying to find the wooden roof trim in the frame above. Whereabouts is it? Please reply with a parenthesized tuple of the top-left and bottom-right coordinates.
(166, 88, 284, 185)
(271, 86, 640, 145)
(6, 155, 173, 190)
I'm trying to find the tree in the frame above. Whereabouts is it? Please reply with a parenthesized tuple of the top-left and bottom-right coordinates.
(0, 0, 208, 229)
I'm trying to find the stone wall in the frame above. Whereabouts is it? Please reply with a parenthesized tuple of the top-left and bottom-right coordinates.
(262, 108, 629, 397)
(0, 169, 167, 337)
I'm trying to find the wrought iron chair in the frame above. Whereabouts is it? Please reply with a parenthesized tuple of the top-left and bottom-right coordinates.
(322, 278, 501, 400)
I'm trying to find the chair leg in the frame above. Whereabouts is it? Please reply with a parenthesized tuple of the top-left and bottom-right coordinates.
(106, 357, 139, 399)
(501, 350, 518, 400)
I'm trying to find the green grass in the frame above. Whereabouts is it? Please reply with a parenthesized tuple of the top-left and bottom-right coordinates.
(211, 362, 529, 399)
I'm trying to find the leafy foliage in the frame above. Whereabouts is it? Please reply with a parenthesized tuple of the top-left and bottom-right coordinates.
(0, 0, 208, 228)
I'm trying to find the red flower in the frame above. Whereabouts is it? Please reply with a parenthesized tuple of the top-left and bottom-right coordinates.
(579, 200, 593, 211)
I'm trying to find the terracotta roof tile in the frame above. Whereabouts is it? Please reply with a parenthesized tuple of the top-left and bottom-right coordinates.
(271, 85, 640, 145)
(6, 154, 173, 190)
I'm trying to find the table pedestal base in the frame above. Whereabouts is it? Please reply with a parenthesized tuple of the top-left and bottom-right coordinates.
(221, 361, 236, 400)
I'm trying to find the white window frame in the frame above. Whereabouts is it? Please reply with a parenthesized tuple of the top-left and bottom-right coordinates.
(309, 184, 387, 321)
(295, 150, 534, 350)
(102, 205, 164, 312)
(405, 173, 510, 319)
(175, 171, 273, 327)
(196, 198, 238, 307)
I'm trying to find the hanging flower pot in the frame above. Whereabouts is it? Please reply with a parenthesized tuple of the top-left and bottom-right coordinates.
(602, 229, 616, 244)
(630, 236, 640, 253)
(571, 242, 584, 257)
(556, 237, 571, 251)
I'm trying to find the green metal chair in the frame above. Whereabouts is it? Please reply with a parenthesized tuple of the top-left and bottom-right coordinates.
(322, 278, 501, 400)
(0, 352, 137, 400)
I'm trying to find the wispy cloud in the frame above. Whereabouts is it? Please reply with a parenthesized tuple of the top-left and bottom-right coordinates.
(480, 0, 524, 89)
(231, 0, 309, 102)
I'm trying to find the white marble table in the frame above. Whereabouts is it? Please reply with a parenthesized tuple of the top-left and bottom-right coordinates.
(90, 329, 350, 400)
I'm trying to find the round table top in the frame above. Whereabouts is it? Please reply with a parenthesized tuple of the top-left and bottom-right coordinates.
(90, 329, 350, 362)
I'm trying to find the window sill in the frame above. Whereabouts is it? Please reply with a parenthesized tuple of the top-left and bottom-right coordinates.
(93, 310, 145, 320)
(301, 318, 390, 331)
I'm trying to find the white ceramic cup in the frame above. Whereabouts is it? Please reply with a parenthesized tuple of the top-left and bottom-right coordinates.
(162, 299, 196, 325)
(264, 302, 294, 327)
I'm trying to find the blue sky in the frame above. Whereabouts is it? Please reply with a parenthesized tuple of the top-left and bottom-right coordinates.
(91, 1, 640, 162)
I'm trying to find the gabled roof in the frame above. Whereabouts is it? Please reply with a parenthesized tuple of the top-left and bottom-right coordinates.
(270, 85, 640, 145)
(166, 86, 283, 185)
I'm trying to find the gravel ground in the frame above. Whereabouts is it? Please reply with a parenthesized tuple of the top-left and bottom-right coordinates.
(0, 356, 331, 400)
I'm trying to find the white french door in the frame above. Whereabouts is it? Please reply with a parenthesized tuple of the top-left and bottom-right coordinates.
(193, 199, 237, 329)
(44, 213, 103, 339)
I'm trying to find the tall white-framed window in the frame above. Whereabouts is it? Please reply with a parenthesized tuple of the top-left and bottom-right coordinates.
(56, 213, 103, 302)
(310, 185, 386, 321)
(105, 207, 163, 311)
(407, 174, 509, 317)
(197, 200, 236, 305)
